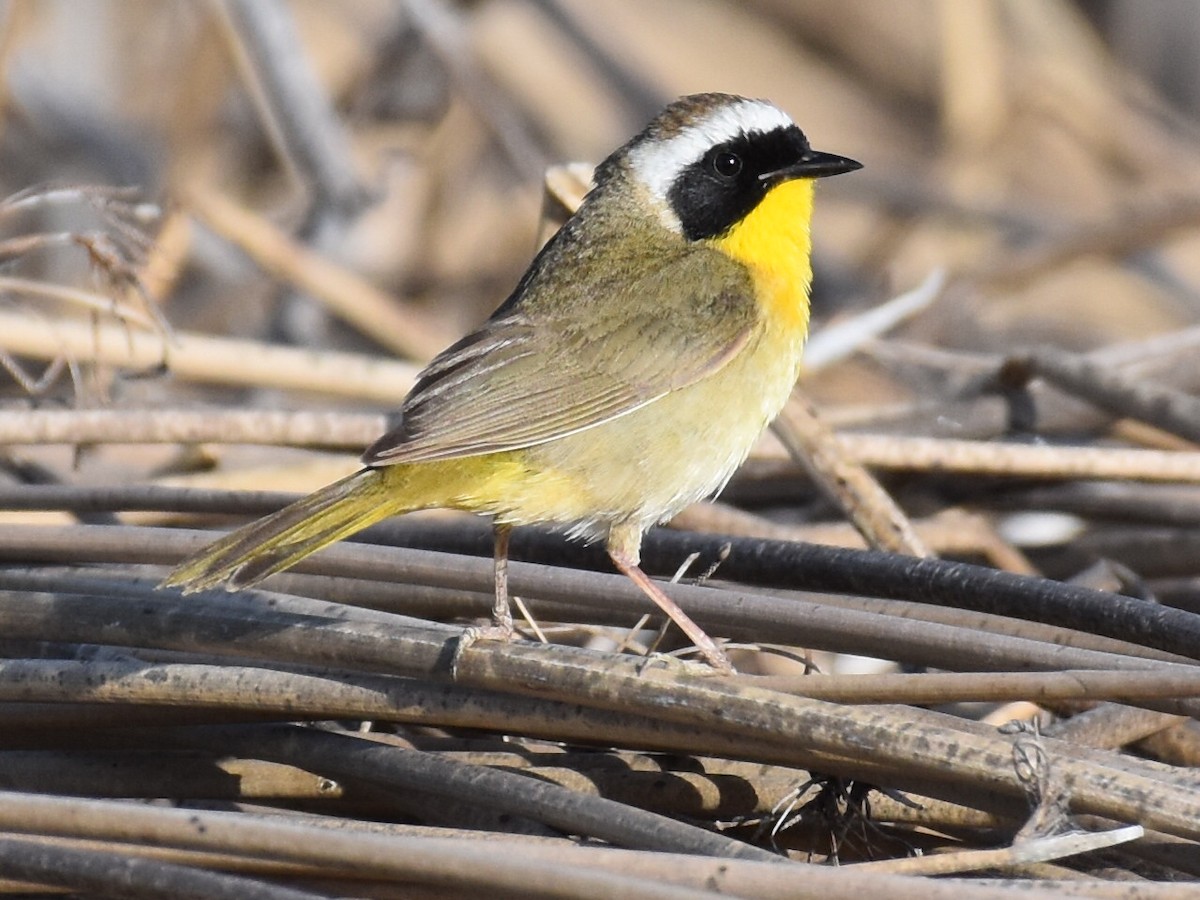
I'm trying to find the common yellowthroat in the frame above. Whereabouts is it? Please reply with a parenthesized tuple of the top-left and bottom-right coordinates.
(163, 93, 860, 673)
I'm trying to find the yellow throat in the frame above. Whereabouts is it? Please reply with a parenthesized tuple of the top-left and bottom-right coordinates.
(710, 178, 816, 335)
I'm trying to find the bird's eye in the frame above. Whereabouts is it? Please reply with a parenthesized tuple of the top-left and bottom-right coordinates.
(712, 150, 743, 178)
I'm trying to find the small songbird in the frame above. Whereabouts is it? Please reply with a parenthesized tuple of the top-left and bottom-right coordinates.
(163, 93, 861, 672)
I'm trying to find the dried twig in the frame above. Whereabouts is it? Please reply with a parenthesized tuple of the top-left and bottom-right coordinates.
(0, 791, 1066, 900)
(218, 0, 368, 217)
(852, 825, 1143, 876)
(0, 409, 383, 449)
(1010, 346, 1200, 446)
(401, 0, 547, 180)
(184, 186, 451, 360)
(831, 433, 1200, 483)
(754, 669, 1200, 706)
(0, 308, 418, 401)
(3, 566, 1200, 846)
(772, 397, 931, 557)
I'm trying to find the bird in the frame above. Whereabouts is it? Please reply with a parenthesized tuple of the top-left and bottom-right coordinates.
(162, 92, 861, 673)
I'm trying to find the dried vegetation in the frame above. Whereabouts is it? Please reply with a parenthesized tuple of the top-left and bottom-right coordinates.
(2, 0, 1200, 896)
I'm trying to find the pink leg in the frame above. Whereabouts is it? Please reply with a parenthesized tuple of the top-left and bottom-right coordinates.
(607, 525, 734, 674)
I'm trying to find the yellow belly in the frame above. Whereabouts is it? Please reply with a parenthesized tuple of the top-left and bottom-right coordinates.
(520, 322, 805, 539)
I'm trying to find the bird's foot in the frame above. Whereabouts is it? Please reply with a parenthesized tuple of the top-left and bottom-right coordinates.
(450, 621, 515, 679)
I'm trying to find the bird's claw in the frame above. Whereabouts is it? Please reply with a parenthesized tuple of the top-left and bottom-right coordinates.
(450, 622, 515, 679)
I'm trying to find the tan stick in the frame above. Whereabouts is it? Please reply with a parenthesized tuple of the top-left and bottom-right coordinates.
(0, 409, 385, 448)
(0, 309, 417, 402)
(834, 433, 1200, 483)
(184, 186, 452, 360)
(773, 396, 932, 557)
(751, 668, 1200, 706)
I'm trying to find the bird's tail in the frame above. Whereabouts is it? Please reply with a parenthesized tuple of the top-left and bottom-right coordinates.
(162, 467, 416, 593)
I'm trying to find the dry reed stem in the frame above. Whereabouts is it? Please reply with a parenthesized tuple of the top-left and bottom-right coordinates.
(673, 504, 1037, 574)
(1135, 723, 1200, 769)
(2, 556, 1200, 844)
(1109, 419, 1199, 453)
(773, 397, 931, 557)
(133, 208, 191, 307)
(401, 0, 547, 180)
(0, 275, 158, 329)
(0, 750, 343, 802)
(5, 555, 1182, 680)
(1044, 704, 1186, 750)
(2, 531, 1187, 677)
(853, 825, 1142, 876)
(753, 669, 1200, 705)
(0, 409, 384, 448)
(0, 309, 417, 401)
(184, 186, 451, 360)
(1017, 346, 1200, 446)
(3, 658, 1199, 722)
(0, 490, 1109, 656)
(0, 791, 1071, 900)
(219, 0, 367, 215)
(0, 835, 321, 900)
(833, 433, 1200, 482)
(7, 405, 1198, 489)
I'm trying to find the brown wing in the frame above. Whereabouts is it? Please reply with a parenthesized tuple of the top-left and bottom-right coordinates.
(363, 244, 757, 465)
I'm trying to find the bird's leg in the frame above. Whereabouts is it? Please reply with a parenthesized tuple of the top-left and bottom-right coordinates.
(607, 525, 734, 674)
(451, 522, 516, 676)
(490, 522, 514, 636)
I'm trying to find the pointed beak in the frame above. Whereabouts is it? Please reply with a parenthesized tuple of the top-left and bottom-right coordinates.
(760, 150, 862, 185)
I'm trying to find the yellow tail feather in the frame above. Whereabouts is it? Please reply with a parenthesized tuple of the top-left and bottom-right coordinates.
(163, 467, 414, 593)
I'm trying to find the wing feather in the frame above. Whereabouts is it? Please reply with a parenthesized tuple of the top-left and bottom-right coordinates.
(364, 241, 758, 466)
